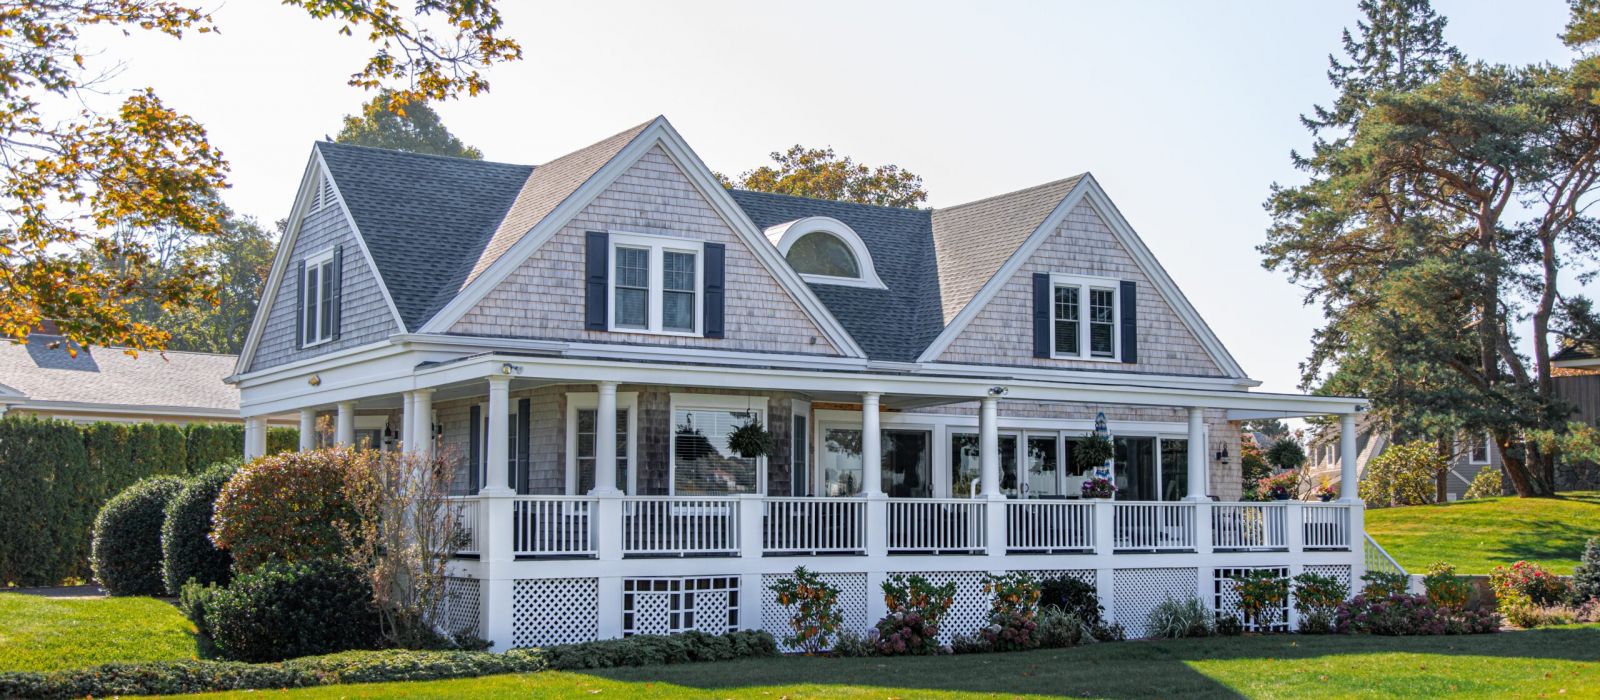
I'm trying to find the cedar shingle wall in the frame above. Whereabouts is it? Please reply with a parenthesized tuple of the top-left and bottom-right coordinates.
(450, 147, 839, 355)
(935, 201, 1228, 377)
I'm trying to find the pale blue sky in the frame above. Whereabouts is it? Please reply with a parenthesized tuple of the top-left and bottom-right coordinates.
(96, 0, 1575, 391)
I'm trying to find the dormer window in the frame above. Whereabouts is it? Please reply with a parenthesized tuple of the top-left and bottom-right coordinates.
(766, 216, 886, 289)
(1048, 274, 1123, 361)
(297, 246, 342, 348)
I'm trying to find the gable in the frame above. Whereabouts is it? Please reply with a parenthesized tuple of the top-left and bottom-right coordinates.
(932, 199, 1231, 377)
(247, 192, 398, 373)
(449, 145, 843, 356)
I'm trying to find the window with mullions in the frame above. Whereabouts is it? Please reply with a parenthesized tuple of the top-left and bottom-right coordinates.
(1050, 275, 1120, 361)
(1053, 286, 1079, 355)
(576, 408, 630, 493)
(614, 247, 650, 329)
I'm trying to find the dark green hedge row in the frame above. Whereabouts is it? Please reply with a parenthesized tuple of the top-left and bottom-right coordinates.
(0, 416, 297, 587)
(0, 631, 779, 699)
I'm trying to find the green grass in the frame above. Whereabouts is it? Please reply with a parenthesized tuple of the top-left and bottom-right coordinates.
(0, 592, 200, 672)
(159, 627, 1600, 699)
(1365, 490, 1600, 574)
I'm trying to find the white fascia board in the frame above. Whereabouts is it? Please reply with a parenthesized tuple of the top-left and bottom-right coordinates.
(235, 150, 322, 376)
(1554, 356, 1600, 368)
(13, 400, 246, 419)
(920, 361, 1260, 391)
(390, 333, 869, 372)
(228, 339, 399, 386)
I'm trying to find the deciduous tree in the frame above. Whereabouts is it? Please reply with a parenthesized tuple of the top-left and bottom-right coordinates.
(335, 89, 483, 159)
(719, 146, 928, 208)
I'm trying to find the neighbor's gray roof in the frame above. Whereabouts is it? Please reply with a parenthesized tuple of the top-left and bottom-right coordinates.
(0, 337, 241, 412)
(314, 125, 1087, 360)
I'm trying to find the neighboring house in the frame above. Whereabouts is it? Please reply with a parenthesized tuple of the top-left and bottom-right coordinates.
(230, 116, 1369, 645)
(1305, 415, 1501, 502)
(1547, 344, 1600, 491)
(0, 331, 290, 426)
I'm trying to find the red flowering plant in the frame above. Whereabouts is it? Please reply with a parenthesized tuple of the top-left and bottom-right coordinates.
(1490, 561, 1571, 607)
(874, 574, 956, 655)
(979, 572, 1042, 651)
(1080, 477, 1116, 499)
(768, 566, 843, 654)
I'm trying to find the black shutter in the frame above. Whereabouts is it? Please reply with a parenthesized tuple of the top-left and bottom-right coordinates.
(468, 404, 482, 493)
(585, 231, 609, 330)
(294, 260, 306, 348)
(1032, 273, 1051, 358)
(1120, 280, 1138, 364)
(516, 398, 531, 493)
(704, 242, 725, 338)
(329, 245, 344, 341)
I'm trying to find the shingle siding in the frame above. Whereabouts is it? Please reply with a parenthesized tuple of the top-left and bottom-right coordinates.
(936, 202, 1227, 377)
(249, 201, 398, 373)
(449, 147, 840, 355)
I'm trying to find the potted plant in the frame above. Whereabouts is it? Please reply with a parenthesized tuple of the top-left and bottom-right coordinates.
(1072, 433, 1115, 474)
(1314, 479, 1336, 502)
(1081, 476, 1116, 499)
(728, 415, 773, 459)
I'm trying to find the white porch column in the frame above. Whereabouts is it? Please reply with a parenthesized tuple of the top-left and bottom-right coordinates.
(591, 381, 621, 495)
(478, 376, 516, 647)
(979, 396, 1001, 497)
(399, 391, 413, 451)
(483, 376, 513, 495)
(860, 393, 883, 496)
(412, 389, 434, 459)
(335, 401, 355, 447)
(243, 416, 267, 459)
(298, 408, 317, 451)
(1184, 407, 1209, 501)
(1340, 413, 1360, 503)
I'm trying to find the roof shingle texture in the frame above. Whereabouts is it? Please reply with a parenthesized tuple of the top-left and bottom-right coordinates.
(930, 176, 1083, 323)
(0, 338, 240, 410)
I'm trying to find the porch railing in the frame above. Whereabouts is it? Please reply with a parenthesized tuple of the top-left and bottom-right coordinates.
(1005, 501, 1095, 552)
(763, 497, 866, 555)
(1113, 502, 1196, 551)
(1211, 503, 1287, 551)
(512, 496, 597, 557)
(886, 498, 986, 553)
(1364, 533, 1408, 577)
(1302, 504, 1352, 550)
(446, 496, 480, 556)
(622, 496, 740, 556)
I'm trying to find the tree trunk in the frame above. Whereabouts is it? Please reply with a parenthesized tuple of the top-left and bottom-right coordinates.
(1435, 438, 1450, 504)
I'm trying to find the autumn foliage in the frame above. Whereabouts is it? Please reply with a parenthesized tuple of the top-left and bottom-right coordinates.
(211, 448, 364, 571)
(768, 566, 844, 654)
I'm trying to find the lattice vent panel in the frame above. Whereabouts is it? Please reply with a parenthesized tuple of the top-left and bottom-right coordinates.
(511, 577, 599, 648)
(623, 576, 740, 637)
(1026, 569, 1096, 587)
(761, 572, 869, 653)
(888, 571, 990, 644)
(1303, 564, 1353, 593)
(1113, 567, 1199, 638)
(439, 577, 481, 637)
(1214, 567, 1291, 633)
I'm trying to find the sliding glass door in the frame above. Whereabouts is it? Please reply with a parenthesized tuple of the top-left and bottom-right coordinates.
(821, 427, 932, 497)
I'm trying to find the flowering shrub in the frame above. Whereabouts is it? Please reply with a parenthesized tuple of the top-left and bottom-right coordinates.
(1253, 470, 1300, 500)
(1422, 562, 1471, 610)
(1291, 572, 1348, 634)
(768, 567, 842, 654)
(212, 448, 365, 571)
(1361, 571, 1409, 598)
(1489, 561, 1571, 607)
(1335, 593, 1500, 635)
(1231, 569, 1288, 630)
(874, 575, 955, 656)
(1080, 477, 1116, 499)
(978, 572, 1041, 651)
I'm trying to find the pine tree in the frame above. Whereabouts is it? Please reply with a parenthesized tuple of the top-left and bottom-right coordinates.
(1304, 0, 1462, 134)
(1574, 537, 1600, 604)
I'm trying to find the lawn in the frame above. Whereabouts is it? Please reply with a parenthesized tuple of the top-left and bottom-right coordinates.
(157, 627, 1600, 699)
(1365, 491, 1600, 574)
(0, 592, 200, 672)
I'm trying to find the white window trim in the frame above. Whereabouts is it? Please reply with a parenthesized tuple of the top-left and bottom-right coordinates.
(1049, 272, 1121, 363)
(1470, 433, 1493, 465)
(607, 230, 704, 337)
(300, 247, 336, 348)
(564, 391, 640, 495)
(765, 216, 887, 289)
(473, 402, 520, 492)
(668, 392, 768, 496)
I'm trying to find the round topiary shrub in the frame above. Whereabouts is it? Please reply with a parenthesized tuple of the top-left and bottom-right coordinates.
(162, 460, 241, 595)
(212, 448, 364, 571)
(203, 557, 382, 662)
(91, 475, 187, 595)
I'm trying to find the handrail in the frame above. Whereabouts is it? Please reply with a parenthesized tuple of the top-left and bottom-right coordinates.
(1364, 533, 1408, 577)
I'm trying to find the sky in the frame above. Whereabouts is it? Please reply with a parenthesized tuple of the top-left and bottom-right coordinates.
(85, 0, 1578, 393)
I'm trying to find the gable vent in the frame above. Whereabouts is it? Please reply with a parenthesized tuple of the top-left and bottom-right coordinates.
(312, 170, 338, 212)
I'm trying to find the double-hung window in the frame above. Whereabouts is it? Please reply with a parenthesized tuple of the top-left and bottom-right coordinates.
(608, 233, 703, 335)
(1050, 274, 1120, 361)
(301, 248, 337, 347)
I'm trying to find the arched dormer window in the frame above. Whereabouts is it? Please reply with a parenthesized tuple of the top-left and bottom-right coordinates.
(764, 216, 886, 289)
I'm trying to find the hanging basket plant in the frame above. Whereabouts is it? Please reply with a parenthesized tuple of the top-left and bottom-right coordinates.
(1072, 433, 1115, 473)
(728, 415, 774, 459)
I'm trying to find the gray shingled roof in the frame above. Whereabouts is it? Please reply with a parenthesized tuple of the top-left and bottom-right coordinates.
(930, 176, 1083, 324)
(0, 338, 241, 411)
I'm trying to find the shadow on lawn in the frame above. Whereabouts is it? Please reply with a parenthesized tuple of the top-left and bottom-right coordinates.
(584, 627, 1600, 700)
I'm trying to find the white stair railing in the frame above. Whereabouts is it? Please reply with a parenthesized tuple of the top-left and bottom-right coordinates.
(1363, 533, 1408, 577)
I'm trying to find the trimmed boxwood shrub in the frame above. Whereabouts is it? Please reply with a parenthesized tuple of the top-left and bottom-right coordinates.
(161, 461, 240, 594)
(212, 449, 362, 571)
(203, 558, 382, 662)
(532, 629, 777, 670)
(91, 476, 187, 595)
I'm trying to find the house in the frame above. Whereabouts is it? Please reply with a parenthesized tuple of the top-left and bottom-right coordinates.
(0, 328, 289, 426)
(229, 117, 1370, 646)
(1546, 344, 1600, 491)
(1303, 416, 1500, 502)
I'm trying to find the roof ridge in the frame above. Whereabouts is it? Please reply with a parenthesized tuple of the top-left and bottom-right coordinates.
(315, 140, 532, 170)
(537, 118, 658, 168)
(729, 188, 932, 216)
(9, 335, 239, 359)
(936, 174, 1087, 213)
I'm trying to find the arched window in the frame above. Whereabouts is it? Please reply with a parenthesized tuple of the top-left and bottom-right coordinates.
(764, 216, 886, 289)
(785, 232, 860, 278)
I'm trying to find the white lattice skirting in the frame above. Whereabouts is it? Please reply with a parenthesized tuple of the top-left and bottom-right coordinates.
(623, 576, 741, 637)
(1113, 567, 1199, 638)
(439, 577, 482, 638)
(512, 577, 600, 648)
(761, 572, 870, 652)
(1213, 567, 1291, 633)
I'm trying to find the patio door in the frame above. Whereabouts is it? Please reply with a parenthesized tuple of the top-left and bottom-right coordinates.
(882, 430, 932, 498)
(1116, 436, 1157, 500)
(1022, 433, 1060, 498)
(949, 432, 1019, 498)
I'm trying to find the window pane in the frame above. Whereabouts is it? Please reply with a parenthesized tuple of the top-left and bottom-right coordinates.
(1160, 438, 1188, 501)
(883, 430, 931, 498)
(320, 261, 335, 341)
(616, 288, 647, 328)
(951, 433, 980, 498)
(785, 232, 860, 278)
(663, 251, 696, 291)
(823, 428, 863, 496)
(1054, 286, 1079, 355)
(673, 409, 759, 495)
(576, 408, 629, 494)
(1025, 435, 1059, 497)
(616, 247, 650, 288)
(303, 266, 319, 342)
(791, 415, 809, 497)
(1089, 288, 1115, 357)
(663, 291, 694, 331)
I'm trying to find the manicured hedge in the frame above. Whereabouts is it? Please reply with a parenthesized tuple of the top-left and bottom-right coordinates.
(161, 461, 241, 594)
(0, 631, 778, 699)
(0, 416, 298, 587)
(91, 476, 187, 595)
(202, 558, 383, 662)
